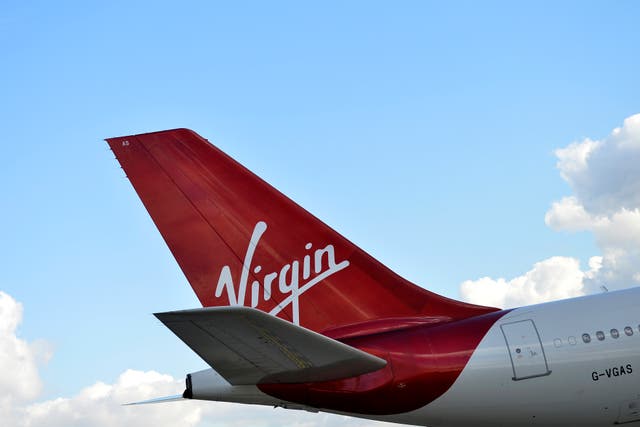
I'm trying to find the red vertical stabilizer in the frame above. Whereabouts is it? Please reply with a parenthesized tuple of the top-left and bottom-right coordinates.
(106, 129, 497, 332)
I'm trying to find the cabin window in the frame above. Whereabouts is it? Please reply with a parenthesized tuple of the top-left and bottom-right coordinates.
(625, 326, 633, 336)
(596, 331, 605, 341)
(568, 336, 577, 345)
(582, 333, 591, 343)
(611, 329, 620, 339)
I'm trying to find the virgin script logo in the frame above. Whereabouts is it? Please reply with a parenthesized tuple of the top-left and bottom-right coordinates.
(214, 221, 350, 325)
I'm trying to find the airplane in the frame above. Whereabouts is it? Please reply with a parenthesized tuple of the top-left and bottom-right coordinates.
(107, 128, 640, 427)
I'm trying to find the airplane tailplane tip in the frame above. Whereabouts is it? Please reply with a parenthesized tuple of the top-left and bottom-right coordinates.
(155, 306, 387, 385)
(106, 128, 498, 332)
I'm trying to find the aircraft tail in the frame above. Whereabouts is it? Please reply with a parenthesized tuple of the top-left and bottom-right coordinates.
(106, 129, 497, 333)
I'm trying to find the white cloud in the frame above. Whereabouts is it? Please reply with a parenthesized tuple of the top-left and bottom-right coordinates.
(460, 256, 599, 308)
(544, 196, 601, 232)
(15, 370, 398, 427)
(463, 113, 640, 306)
(545, 202, 640, 292)
(553, 113, 640, 215)
(545, 114, 640, 292)
(0, 291, 50, 427)
(0, 291, 49, 403)
(592, 208, 640, 250)
(555, 138, 599, 184)
(0, 291, 397, 427)
(20, 370, 209, 427)
(16, 371, 398, 427)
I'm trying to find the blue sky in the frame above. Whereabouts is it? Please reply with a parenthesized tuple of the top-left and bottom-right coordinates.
(1, 1, 640, 425)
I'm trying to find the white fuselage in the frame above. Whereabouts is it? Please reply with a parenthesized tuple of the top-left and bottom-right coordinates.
(375, 287, 640, 426)
(192, 287, 640, 426)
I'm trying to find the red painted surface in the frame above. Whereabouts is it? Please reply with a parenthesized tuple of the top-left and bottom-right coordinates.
(106, 129, 499, 333)
(108, 128, 509, 414)
(260, 310, 510, 415)
(321, 316, 452, 340)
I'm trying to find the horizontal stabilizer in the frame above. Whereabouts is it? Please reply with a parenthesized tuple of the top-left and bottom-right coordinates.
(122, 395, 185, 406)
(155, 307, 387, 385)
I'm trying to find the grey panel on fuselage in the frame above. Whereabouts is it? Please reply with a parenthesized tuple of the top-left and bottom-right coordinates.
(501, 319, 552, 380)
(368, 287, 640, 427)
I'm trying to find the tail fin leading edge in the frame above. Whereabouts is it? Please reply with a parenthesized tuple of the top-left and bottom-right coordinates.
(106, 129, 496, 332)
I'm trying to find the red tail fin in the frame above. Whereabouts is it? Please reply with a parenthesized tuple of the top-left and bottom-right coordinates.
(106, 129, 496, 332)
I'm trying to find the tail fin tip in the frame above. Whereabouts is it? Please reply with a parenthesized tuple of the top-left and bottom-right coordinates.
(108, 128, 498, 332)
